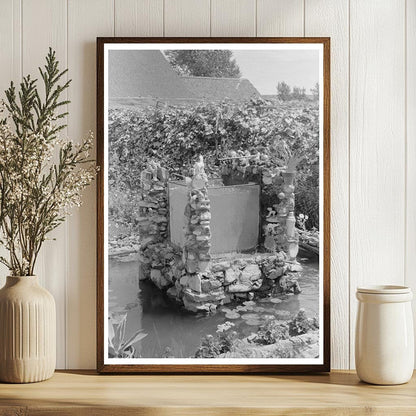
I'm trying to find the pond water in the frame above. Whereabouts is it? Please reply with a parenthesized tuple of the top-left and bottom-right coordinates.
(108, 256, 319, 358)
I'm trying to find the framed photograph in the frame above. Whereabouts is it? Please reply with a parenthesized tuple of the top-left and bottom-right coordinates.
(97, 37, 330, 373)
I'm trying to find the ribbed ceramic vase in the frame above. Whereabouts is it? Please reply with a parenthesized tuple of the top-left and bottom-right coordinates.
(0, 276, 56, 383)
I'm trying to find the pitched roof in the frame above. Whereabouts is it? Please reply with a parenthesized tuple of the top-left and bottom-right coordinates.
(109, 50, 197, 100)
(181, 76, 260, 101)
(108, 50, 260, 107)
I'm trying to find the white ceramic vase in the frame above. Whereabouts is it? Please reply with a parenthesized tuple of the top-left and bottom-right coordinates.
(0, 276, 56, 383)
(355, 285, 414, 385)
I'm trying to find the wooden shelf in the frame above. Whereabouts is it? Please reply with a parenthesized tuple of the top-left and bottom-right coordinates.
(1, 370, 415, 415)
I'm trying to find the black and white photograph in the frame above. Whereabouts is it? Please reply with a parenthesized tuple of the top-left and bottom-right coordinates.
(100, 40, 328, 370)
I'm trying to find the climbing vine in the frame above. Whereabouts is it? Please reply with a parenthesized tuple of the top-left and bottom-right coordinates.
(108, 98, 319, 231)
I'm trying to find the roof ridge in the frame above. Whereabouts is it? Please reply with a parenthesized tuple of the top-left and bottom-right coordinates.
(181, 76, 247, 81)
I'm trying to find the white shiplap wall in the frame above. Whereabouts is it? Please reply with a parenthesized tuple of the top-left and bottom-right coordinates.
(0, 0, 414, 370)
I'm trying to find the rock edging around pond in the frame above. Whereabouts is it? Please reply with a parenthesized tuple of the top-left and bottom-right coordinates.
(193, 308, 319, 359)
(219, 330, 319, 359)
(137, 158, 303, 313)
(139, 241, 302, 313)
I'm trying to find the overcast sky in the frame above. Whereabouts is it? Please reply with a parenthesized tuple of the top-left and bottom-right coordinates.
(232, 49, 319, 95)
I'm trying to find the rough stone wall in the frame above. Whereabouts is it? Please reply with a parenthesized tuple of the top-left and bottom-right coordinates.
(183, 157, 212, 274)
(138, 161, 179, 289)
(167, 253, 301, 313)
(220, 150, 300, 262)
(138, 156, 302, 313)
(138, 161, 169, 243)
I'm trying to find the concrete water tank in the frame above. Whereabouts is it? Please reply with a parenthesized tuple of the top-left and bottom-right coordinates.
(168, 181, 260, 254)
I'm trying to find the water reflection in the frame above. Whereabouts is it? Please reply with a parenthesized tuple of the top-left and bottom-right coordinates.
(109, 256, 319, 358)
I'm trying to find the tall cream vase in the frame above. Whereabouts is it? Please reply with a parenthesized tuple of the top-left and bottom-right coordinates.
(0, 275, 56, 383)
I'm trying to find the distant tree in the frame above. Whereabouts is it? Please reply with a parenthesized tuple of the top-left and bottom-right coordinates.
(292, 86, 306, 100)
(165, 50, 241, 78)
(277, 81, 291, 101)
(310, 82, 319, 101)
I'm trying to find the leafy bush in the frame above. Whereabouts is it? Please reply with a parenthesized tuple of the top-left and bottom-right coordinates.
(194, 310, 319, 358)
(251, 319, 289, 345)
(288, 309, 319, 336)
(108, 98, 319, 229)
(194, 330, 238, 358)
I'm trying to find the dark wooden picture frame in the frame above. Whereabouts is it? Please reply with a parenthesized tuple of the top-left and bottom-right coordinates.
(97, 37, 330, 374)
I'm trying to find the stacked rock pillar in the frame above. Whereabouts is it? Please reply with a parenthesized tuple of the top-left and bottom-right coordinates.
(280, 171, 299, 262)
(179, 157, 229, 312)
(138, 161, 169, 280)
(263, 168, 299, 263)
(183, 156, 212, 274)
(138, 161, 168, 243)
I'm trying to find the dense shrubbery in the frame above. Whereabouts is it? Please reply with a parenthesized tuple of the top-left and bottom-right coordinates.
(108, 98, 319, 230)
(194, 309, 319, 358)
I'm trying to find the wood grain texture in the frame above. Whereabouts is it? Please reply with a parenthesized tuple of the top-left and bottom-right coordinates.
(96, 36, 330, 374)
(164, 0, 210, 36)
(211, 0, 256, 37)
(0, 0, 414, 371)
(257, 0, 303, 36)
(0, 371, 416, 415)
(349, 0, 406, 368)
(66, 0, 114, 369)
(21, 0, 68, 369)
(305, 0, 350, 370)
(114, 0, 163, 37)
(405, 0, 416, 364)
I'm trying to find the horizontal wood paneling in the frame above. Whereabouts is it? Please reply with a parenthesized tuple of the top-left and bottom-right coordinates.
(0, 0, 413, 369)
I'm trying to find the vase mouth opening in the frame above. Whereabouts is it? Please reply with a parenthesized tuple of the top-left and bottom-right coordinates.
(357, 285, 411, 295)
(7, 275, 37, 279)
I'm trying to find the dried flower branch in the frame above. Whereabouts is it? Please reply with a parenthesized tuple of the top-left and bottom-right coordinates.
(0, 48, 96, 276)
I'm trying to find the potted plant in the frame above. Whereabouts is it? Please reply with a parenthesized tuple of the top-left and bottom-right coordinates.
(108, 313, 147, 358)
(0, 49, 96, 383)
